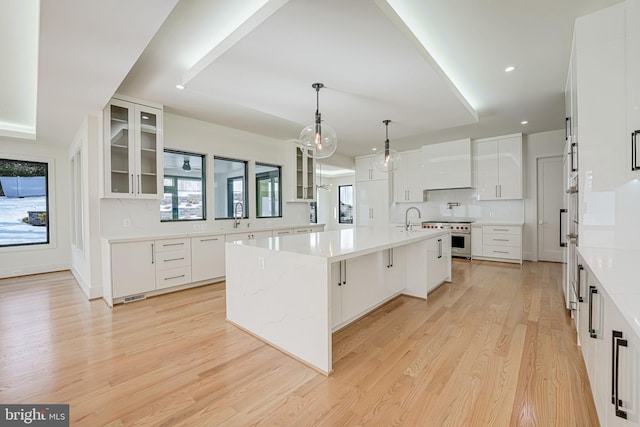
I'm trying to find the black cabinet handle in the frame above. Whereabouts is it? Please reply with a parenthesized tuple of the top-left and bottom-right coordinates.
(437, 239, 442, 259)
(565, 117, 571, 141)
(588, 286, 598, 338)
(343, 260, 346, 285)
(632, 130, 640, 171)
(577, 264, 584, 303)
(571, 142, 578, 172)
(559, 209, 567, 247)
(338, 261, 342, 286)
(612, 330, 628, 419)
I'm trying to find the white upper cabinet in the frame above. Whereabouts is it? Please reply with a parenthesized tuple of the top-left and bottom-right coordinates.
(285, 141, 315, 202)
(575, 3, 626, 192)
(103, 98, 163, 199)
(476, 134, 523, 200)
(628, 0, 640, 181)
(355, 156, 387, 181)
(422, 138, 472, 190)
(392, 150, 424, 203)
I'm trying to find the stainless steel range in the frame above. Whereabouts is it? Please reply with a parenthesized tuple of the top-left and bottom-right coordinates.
(422, 221, 472, 259)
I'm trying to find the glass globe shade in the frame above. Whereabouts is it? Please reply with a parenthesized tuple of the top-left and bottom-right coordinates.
(373, 149, 401, 173)
(298, 122, 338, 159)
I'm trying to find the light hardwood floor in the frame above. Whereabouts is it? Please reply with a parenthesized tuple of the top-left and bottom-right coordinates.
(0, 260, 598, 426)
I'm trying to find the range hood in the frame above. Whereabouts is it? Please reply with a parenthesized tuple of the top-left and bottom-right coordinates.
(422, 138, 474, 190)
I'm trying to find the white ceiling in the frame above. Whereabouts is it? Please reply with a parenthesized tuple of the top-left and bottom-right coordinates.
(0, 0, 624, 159)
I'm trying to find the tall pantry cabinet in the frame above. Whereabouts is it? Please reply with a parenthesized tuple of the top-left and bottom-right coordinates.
(355, 156, 389, 226)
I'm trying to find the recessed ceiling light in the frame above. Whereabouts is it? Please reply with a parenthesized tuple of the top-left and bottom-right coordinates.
(176, 84, 185, 90)
(505, 66, 516, 73)
(521, 120, 528, 125)
(372, 147, 377, 151)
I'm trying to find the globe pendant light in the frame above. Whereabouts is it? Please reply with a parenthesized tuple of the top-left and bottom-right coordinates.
(299, 83, 337, 159)
(373, 119, 401, 173)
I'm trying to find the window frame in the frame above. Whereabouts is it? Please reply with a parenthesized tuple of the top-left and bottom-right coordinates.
(161, 149, 207, 222)
(214, 156, 248, 220)
(255, 162, 282, 219)
(338, 184, 354, 224)
(0, 156, 52, 249)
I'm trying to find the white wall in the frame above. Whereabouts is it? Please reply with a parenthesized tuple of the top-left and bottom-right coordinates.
(100, 112, 310, 238)
(523, 129, 564, 261)
(68, 115, 103, 299)
(317, 174, 356, 231)
(0, 140, 71, 278)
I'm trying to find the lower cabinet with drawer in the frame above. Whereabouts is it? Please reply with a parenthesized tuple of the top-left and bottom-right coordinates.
(108, 237, 192, 303)
(472, 224, 523, 264)
(155, 237, 191, 289)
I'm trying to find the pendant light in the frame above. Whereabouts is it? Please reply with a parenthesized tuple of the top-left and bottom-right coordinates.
(298, 83, 337, 159)
(373, 119, 401, 173)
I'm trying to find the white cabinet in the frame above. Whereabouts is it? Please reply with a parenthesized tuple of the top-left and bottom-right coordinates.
(471, 225, 483, 258)
(103, 98, 163, 199)
(472, 225, 522, 264)
(191, 235, 225, 283)
(603, 296, 640, 426)
(385, 246, 406, 295)
(392, 150, 424, 203)
(426, 235, 450, 293)
(110, 240, 156, 298)
(628, 0, 640, 181)
(575, 3, 627, 191)
(355, 156, 387, 181)
(225, 230, 273, 242)
(476, 134, 523, 200)
(576, 258, 640, 426)
(340, 252, 387, 324)
(286, 141, 315, 202)
(356, 180, 389, 226)
(422, 138, 472, 190)
(154, 237, 191, 290)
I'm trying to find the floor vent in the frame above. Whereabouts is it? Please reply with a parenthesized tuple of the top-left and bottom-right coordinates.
(124, 294, 146, 303)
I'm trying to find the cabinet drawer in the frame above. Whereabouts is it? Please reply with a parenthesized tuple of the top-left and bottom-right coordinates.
(155, 248, 190, 270)
(295, 228, 312, 234)
(155, 237, 190, 252)
(273, 229, 294, 236)
(483, 245, 521, 260)
(482, 225, 520, 235)
(483, 233, 521, 247)
(156, 266, 191, 289)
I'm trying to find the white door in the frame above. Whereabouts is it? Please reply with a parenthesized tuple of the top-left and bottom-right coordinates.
(537, 156, 564, 262)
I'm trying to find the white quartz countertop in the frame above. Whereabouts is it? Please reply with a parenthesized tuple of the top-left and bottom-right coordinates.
(103, 224, 325, 243)
(577, 247, 640, 340)
(231, 226, 449, 262)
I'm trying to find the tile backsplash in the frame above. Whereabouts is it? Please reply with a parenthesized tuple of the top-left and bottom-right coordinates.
(389, 188, 524, 224)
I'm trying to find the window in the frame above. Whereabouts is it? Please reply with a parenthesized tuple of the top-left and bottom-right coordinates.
(0, 158, 50, 247)
(214, 157, 248, 219)
(255, 163, 281, 218)
(161, 150, 206, 221)
(338, 185, 353, 224)
(310, 201, 317, 224)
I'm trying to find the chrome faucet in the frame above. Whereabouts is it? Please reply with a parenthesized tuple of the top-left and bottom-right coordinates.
(405, 206, 421, 231)
(233, 201, 244, 228)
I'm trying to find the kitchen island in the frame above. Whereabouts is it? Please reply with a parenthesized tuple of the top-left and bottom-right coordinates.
(225, 226, 451, 374)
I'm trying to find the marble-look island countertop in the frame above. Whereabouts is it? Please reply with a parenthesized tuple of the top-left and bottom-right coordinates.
(231, 226, 450, 262)
(577, 247, 640, 340)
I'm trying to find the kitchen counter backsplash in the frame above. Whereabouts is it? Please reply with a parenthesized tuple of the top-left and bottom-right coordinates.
(389, 188, 524, 224)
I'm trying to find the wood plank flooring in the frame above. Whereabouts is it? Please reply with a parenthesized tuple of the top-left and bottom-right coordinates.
(0, 260, 598, 426)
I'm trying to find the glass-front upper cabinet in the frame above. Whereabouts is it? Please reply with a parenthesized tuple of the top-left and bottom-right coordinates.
(103, 98, 163, 199)
(286, 141, 315, 202)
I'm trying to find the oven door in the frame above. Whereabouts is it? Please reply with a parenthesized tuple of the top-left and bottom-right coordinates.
(451, 233, 470, 258)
